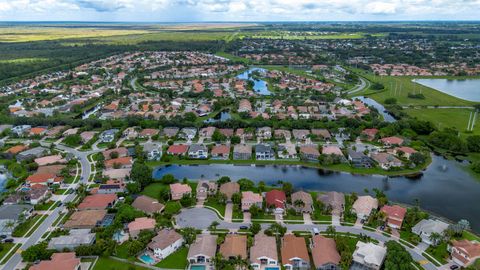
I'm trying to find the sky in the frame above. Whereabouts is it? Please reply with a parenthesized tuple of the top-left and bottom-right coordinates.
(0, 0, 479, 22)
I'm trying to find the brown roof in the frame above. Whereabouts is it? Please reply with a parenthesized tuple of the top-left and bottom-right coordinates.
(64, 210, 107, 229)
(281, 234, 309, 263)
(102, 147, 128, 160)
(30, 253, 80, 270)
(211, 144, 230, 155)
(105, 157, 132, 168)
(148, 229, 183, 250)
(78, 194, 117, 210)
(36, 165, 66, 175)
(219, 182, 240, 199)
(311, 235, 340, 267)
(6, 145, 28, 154)
(250, 234, 277, 265)
(220, 234, 247, 259)
(132, 195, 165, 215)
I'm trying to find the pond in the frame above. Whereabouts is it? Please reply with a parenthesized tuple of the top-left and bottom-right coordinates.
(414, 79, 480, 102)
(236, 67, 271, 95)
(353, 96, 396, 122)
(204, 111, 232, 123)
(153, 155, 480, 232)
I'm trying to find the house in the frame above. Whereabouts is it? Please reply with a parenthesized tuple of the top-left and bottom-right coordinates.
(250, 234, 278, 269)
(48, 229, 96, 250)
(362, 128, 379, 141)
(220, 234, 247, 260)
(255, 144, 275, 160)
(0, 204, 34, 235)
(352, 241, 387, 270)
(34, 154, 66, 166)
(188, 144, 208, 159)
(281, 234, 310, 270)
(265, 190, 287, 214)
(78, 194, 117, 210)
(371, 153, 402, 170)
(132, 195, 165, 215)
(242, 191, 263, 211)
(233, 144, 252, 160)
(348, 149, 374, 168)
(256, 127, 272, 140)
(29, 252, 81, 270)
(127, 217, 156, 239)
(380, 136, 404, 146)
(299, 145, 320, 161)
(238, 99, 252, 112)
(275, 129, 291, 139)
(311, 235, 341, 270)
(98, 182, 125, 194)
(179, 127, 197, 140)
(291, 191, 313, 213)
(412, 219, 449, 245)
(170, 183, 192, 200)
(5, 144, 28, 155)
(277, 143, 297, 159)
(187, 234, 218, 265)
(199, 127, 216, 139)
(80, 131, 97, 143)
(380, 205, 407, 229)
(219, 182, 240, 201)
(219, 128, 234, 138)
(317, 192, 345, 216)
(100, 129, 119, 143)
(394, 146, 417, 159)
(292, 129, 310, 141)
(102, 147, 128, 160)
(211, 144, 230, 159)
(162, 127, 179, 138)
(105, 157, 133, 169)
(167, 144, 188, 156)
(123, 127, 139, 140)
(11, 125, 31, 136)
(450, 239, 480, 267)
(16, 146, 48, 162)
(139, 128, 159, 139)
(322, 145, 344, 157)
(196, 181, 217, 200)
(148, 229, 184, 260)
(64, 210, 107, 229)
(311, 129, 331, 140)
(103, 168, 131, 181)
(29, 127, 47, 137)
(352, 196, 379, 219)
(143, 142, 162, 160)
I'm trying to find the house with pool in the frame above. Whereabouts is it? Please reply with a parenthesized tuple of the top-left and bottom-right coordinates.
(187, 234, 218, 269)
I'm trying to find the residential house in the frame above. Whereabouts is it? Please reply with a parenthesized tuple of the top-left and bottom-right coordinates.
(291, 191, 313, 213)
(148, 229, 184, 260)
(211, 144, 230, 159)
(219, 128, 234, 138)
(311, 129, 331, 140)
(16, 146, 48, 162)
(281, 234, 310, 270)
(256, 127, 272, 140)
(220, 234, 247, 260)
(64, 210, 107, 229)
(292, 129, 310, 141)
(102, 147, 128, 160)
(100, 129, 119, 143)
(199, 127, 216, 139)
(348, 149, 374, 168)
(380, 205, 407, 229)
(170, 183, 192, 200)
(105, 157, 133, 169)
(139, 128, 159, 139)
(179, 127, 197, 140)
(311, 235, 341, 270)
(233, 144, 252, 160)
(143, 142, 162, 161)
(322, 145, 344, 158)
(352, 196, 379, 219)
(127, 217, 156, 239)
(0, 204, 34, 235)
(167, 144, 188, 156)
(250, 234, 278, 269)
(277, 143, 297, 159)
(34, 154, 66, 166)
(412, 219, 449, 245)
(317, 192, 345, 216)
(132, 195, 165, 215)
(48, 229, 96, 250)
(255, 144, 275, 160)
(299, 145, 320, 161)
(188, 144, 208, 159)
(196, 181, 217, 200)
(362, 128, 379, 141)
(242, 191, 263, 211)
(450, 240, 480, 267)
(80, 131, 96, 143)
(371, 153, 402, 170)
(29, 252, 81, 270)
(187, 234, 218, 265)
(380, 136, 404, 146)
(11, 125, 31, 136)
(162, 127, 179, 138)
(123, 127, 139, 140)
(78, 194, 117, 210)
(219, 182, 240, 201)
(265, 190, 287, 214)
(352, 242, 387, 270)
(394, 146, 417, 159)
(238, 99, 252, 112)
(26, 173, 62, 186)
(98, 182, 125, 194)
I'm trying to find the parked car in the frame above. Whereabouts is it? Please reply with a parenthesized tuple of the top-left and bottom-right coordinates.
(4, 239, 14, 243)
(450, 265, 459, 270)
(239, 226, 248, 230)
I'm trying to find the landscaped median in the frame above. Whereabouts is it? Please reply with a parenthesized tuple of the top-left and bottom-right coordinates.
(0, 243, 21, 265)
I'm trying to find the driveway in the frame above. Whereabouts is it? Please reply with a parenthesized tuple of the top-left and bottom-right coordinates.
(224, 203, 233, 222)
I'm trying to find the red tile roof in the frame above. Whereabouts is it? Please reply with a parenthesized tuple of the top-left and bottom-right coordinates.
(265, 190, 286, 209)
(78, 194, 117, 210)
(167, 144, 189, 155)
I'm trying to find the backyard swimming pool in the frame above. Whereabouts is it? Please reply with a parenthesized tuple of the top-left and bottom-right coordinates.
(139, 254, 155, 265)
(189, 265, 206, 270)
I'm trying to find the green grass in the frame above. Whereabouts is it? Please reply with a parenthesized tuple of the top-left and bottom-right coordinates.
(34, 201, 58, 210)
(164, 201, 182, 216)
(140, 183, 168, 200)
(425, 242, 449, 265)
(0, 243, 15, 261)
(462, 231, 480, 242)
(312, 214, 332, 222)
(0, 244, 20, 265)
(250, 32, 375, 40)
(353, 71, 475, 106)
(216, 52, 251, 64)
(25, 215, 48, 237)
(12, 215, 43, 237)
(155, 247, 188, 269)
(93, 257, 149, 270)
(405, 108, 480, 136)
(204, 198, 226, 216)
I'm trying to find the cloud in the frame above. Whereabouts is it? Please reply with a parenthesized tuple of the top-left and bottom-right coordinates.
(74, 0, 127, 12)
(364, 1, 398, 15)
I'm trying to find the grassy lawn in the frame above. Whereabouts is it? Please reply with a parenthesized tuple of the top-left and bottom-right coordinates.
(164, 201, 182, 216)
(114, 242, 134, 260)
(0, 243, 15, 260)
(12, 215, 43, 237)
(140, 183, 168, 200)
(204, 198, 226, 216)
(405, 108, 480, 136)
(216, 52, 251, 64)
(93, 257, 149, 270)
(34, 201, 58, 211)
(462, 231, 480, 242)
(399, 229, 420, 246)
(425, 242, 449, 265)
(0, 244, 20, 264)
(312, 214, 332, 222)
(25, 215, 48, 237)
(353, 71, 475, 106)
(155, 247, 188, 269)
(284, 213, 304, 221)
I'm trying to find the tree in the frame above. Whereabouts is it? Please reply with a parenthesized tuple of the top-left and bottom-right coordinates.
(130, 161, 153, 188)
(181, 227, 197, 245)
(231, 192, 242, 205)
(429, 232, 443, 246)
(326, 225, 336, 237)
(384, 98, 397, 105)
(217, 176, 231, 185)
(237, 178, 255, 191)
(384, 241, 415, 270)
(212, 129, 226, 142)
(410, 152, 426, 165)
(282, 182, 293, 196)
(21, 242, 54, 262)
(265, 223, 286, 238)
(209, 221, 220, 231)
(249, 223, 261, 235)
(249, 204, 261, 218)
(467, 135, 480, 152)
(160, 174, 176, 184)
(231, 135, 241, 144)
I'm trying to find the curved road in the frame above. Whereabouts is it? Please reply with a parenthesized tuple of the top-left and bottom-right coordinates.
(176, 207, 439, 270)
(347, 77, 370, 95)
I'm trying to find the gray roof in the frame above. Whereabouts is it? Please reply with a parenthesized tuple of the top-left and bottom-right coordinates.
(189, 144, 207, 152)
(348, 149, 367, 159)
(17, 147, 48, 157)
(255, 144, 273, 153)
(48, 229, 96, 250)
(0, 204, 33, 220)
(101, 129, 119, 136)
(143, 142, 161, 153)
(412, 219, 449, 235)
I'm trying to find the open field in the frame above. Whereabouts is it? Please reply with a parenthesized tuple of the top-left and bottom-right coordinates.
(249, 31, 385, 40)
(353, 71, 476, 106)
(404, 108, 480, 135)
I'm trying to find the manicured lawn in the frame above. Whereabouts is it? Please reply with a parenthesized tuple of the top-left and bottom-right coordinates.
(284, 213, 304, 221)
(0, 244, 20, 264)
(25, 215, 48, 237)
(405, 108, 480, 136)
(462, 231, 480, 242)
(0, 243, 15, 260)
(312, 214, 332, 222)
(141, 183, 168, 200)
(204, 198, 226, 216)
(155, 247, 188, 269)
(93, 257, 149, 270)
(164, 201, 182, 216)
(12, 215, 43, 237)
(34, 201, 58, 210)
(399, 229, 420, 246)
(425, 242, 449, 265)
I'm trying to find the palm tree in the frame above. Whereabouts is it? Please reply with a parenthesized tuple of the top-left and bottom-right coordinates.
(429, 232, 443, 246)
(326, 225, 336, 237)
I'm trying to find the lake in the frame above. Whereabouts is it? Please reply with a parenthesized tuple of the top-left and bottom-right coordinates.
(414, 79, 480, 102)
(154, 155, 480, 232)
(204, 111, 232, 123)
(353, 96, 396, 122)
(236, 68, 271, 95)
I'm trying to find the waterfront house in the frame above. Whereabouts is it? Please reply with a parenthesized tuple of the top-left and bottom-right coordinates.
(291, 191, 313, 213)
(317, 192, 345, 216)
(233, 144, 252, 160)
(143, 142, 162, 161)
(170, 183, 192, 200)
(211, 144, 230, 159)
(196, 180, 217, 200)
(380, 205, 407, 229)
(255, 144, 275, 160)
(299, 145, 320, 161)
(412, 219, 449, 245)
(352, 196, 379, 219)
(219, 182, 240, 201)
(380, 136, 404, 146)
(348, 149, 374, 168)
(167, 144, 188, 156)
(242, 191, 263, 211)
(188, 144, 208, 159)
(265, 190, 287, 214)
(371, 153, 402, 170)
(450, 239, 480, 267)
